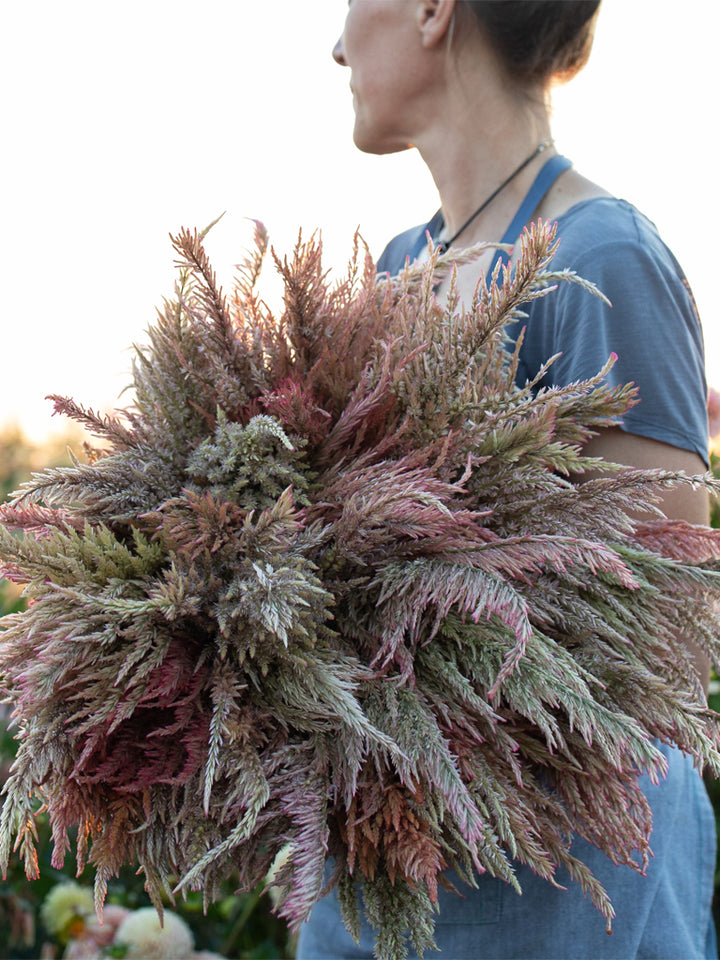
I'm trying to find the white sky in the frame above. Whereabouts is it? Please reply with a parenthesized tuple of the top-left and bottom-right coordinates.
(2, 0, 718, 442)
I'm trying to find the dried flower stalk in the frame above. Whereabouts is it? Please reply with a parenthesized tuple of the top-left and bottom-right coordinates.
(1, 221, 720, 960)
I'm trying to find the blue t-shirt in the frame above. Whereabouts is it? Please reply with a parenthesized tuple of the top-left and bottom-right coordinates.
(377, 197, 709, 466)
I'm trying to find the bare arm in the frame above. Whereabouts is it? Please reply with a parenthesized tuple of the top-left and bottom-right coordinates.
(578, 427, 711, 692)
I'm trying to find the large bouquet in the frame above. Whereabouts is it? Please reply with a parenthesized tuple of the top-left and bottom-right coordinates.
(1, 222, 719, 959)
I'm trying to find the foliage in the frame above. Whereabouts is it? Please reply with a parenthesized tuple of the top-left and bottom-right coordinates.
(711, 452, 720, 530)
(2, 221, 720, 960)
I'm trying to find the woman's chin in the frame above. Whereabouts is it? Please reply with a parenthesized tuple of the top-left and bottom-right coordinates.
(352, 123, 413, 156)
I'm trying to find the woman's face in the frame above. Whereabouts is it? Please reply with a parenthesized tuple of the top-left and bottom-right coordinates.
(333, 0, 427, 155)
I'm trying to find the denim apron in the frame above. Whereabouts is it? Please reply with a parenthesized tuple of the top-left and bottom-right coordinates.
(296, 743, 717, 959)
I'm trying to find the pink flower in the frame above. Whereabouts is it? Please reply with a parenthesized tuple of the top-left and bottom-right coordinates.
(708, 386, 720, 441)
(62, 938, 102, 960)
(83, 906, 132, 947)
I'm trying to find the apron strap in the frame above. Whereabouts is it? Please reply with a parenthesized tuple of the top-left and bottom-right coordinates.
(488, 154, 572, 276)
(412, 154, 572, 273)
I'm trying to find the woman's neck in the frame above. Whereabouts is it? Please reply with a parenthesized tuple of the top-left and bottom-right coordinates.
(413, 75, 553, 245)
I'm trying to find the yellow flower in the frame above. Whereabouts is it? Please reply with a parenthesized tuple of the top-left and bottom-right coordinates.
(41, 882, 94, 938)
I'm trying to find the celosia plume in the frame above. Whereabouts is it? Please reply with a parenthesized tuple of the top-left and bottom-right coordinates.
(1, 221, 720, 959)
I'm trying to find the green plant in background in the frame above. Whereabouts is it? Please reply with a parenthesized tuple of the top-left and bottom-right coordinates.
(711, 453, 720, 531)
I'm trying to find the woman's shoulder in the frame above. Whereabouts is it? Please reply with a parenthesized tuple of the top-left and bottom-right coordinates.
(529, 196, 700, 342)
(520, 196, 708, 465)
(376, 197, 680, 279)
(549, 197, 682, 276)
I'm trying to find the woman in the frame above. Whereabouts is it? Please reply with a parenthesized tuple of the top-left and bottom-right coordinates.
(297, 2, 716, 957)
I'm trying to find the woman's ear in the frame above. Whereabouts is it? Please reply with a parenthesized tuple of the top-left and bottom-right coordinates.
(416, 0, 457, 50)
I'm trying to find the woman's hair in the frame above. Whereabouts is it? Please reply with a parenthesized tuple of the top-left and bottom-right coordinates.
(461, 1, 601, 87)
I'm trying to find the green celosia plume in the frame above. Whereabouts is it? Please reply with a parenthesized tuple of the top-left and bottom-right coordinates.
(1, 221, 720, 960)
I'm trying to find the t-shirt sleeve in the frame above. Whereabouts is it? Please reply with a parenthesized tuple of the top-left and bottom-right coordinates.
(376, 211, 445, 276)
(522, 236, 709, 465)
(377, 225, 426, 275)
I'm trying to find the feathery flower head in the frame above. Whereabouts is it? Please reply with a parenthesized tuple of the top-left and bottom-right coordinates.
(2, 221, 720, 960)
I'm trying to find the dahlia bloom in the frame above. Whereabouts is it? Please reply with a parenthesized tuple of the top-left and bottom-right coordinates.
(41, 882, 94, 940)
(113, 908, 194, 960)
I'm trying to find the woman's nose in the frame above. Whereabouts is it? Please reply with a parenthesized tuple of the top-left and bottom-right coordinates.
(332, 36, 347, 65)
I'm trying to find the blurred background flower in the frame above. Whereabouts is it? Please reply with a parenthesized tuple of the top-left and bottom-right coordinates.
(112, 908, 194, 959)
(708, 387, 720, 454)
(40, 883, 94, 943)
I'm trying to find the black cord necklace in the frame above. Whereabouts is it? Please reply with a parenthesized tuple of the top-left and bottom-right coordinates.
(436, 139, 553, 254)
